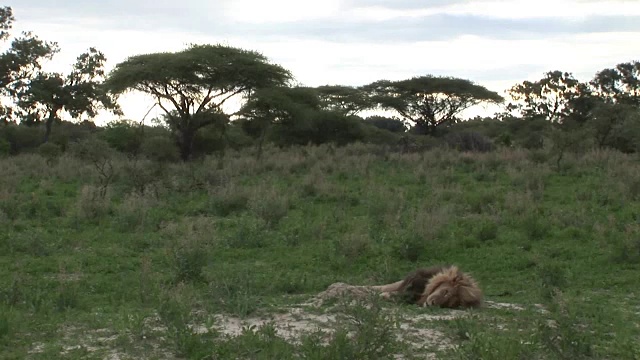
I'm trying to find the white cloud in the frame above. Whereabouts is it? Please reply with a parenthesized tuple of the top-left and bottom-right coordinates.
(224, 0, 343, 23)
(348, 0, 640, 21)
(9, 1, 640, 125)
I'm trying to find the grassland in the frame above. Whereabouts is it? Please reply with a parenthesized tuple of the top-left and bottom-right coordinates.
(0, 142, 639, 359)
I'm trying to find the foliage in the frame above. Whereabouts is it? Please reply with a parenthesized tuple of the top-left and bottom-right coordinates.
(506, 70, 591, 123)
(362, 115, 407, 133)
(17, 47, 121, 142)
(444, 131, 494, 152)
(240, 86, 320, 158)
(0, 6, 58, 123)
(591, 61, 640, 106)
(140, 135, 181, 163)
(100, 119, 144, 156)
(588, 102, 640, 152)
(105, 43, 293, 161)
(315, 85, 372, 116)
(364, 75, 504, 135)
(270, 110, 365, 147)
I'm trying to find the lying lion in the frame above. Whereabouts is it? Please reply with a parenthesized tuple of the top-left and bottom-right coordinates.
(369, 265, 483, 309)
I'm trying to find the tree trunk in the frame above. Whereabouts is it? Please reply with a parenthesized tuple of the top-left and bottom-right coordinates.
(179, 129, 196, 161)
(43, 107, 61, 143)
(256, 127, 267, 161)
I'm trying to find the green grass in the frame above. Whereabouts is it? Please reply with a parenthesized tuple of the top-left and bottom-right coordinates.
(0, 144, 639, 359)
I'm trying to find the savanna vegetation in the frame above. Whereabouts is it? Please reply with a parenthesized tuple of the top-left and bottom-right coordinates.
(1, 5, 639, 359)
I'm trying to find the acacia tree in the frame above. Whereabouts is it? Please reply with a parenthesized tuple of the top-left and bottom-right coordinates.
(18, 48, 121, 142)
(105, 44, 293, 161)
(314, 85, 372, 116)
(0, 6, 58, 122)
(364, 75, 503, 135)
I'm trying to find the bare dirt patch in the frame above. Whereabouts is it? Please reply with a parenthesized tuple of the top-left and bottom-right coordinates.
(33, 285, 529, 359)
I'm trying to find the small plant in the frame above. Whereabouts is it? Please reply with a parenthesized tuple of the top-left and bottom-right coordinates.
(537, 262, 568, 301)
(158, 289, 214, 358)
(304, 296, 400, 359)
(170, 242, 208, 284)
(476, 219, 499, 242)
(536, 290, 595, 359)
(55, 282, 80, 312)
(208, 271, 260, 317)
(521, 211, 549, 241)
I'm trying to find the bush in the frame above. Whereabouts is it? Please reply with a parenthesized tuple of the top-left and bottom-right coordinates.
(49, 120, 98, 151)
(311, 112, 365, 146)
(192, 123, 227, 157)
(271, 110, 365, 147)
(0, 125, 42, 154)
(444, 131, 494, 152)
(361, 124, 403, 145)
(141, 136, 180, 162)
(37, 142, 62, 165)
(362, 115, 407, 133)
(0, 137, 9, 157)
(100, 120, 144, 156)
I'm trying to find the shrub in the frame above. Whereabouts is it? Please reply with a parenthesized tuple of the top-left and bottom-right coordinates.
(0, 137, 9, 157)
(37, 142, 62, 165)
(100, 120, 143, 156)
(140, 135, 180, 162)
(69, 138, 116, 198)
(362, 115, 407, 133)
(445, 131, 494, 152)
(0, 124, 42, 154)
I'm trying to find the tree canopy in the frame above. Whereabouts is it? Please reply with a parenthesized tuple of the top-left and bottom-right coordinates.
(105, 44, 293, 160)
(591, 61, 640, 106)
(506, 71, 590, 123)
(239, 86, 320, 158)
(0, 6, 58, 122)
(364, 75, 504, 135)
(18, 48, 121, 142)
(314, 85, 372, 116)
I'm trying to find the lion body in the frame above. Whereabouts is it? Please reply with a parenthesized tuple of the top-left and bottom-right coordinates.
(371, 265, 483, 309)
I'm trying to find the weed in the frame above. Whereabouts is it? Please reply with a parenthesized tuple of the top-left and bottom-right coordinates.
(537, 262, 568, 302)
(521, 210, 549, 241)
(170, 240, 209, 284)
(476, 218, 499, 242)
(208, 272, 260, 317)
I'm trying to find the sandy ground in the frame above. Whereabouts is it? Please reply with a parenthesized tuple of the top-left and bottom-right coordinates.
(28, 283, 530, 359)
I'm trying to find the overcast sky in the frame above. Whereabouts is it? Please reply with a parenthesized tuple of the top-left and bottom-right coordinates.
(9, 0, 640, 124)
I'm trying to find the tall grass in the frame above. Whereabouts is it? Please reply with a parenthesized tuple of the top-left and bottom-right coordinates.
(0, 143, 639, 358)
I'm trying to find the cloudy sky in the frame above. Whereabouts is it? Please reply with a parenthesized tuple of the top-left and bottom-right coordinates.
(9, 0, 640, 124)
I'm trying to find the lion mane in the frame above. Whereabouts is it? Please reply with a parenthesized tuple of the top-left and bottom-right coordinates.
(371, 265, 483, 309)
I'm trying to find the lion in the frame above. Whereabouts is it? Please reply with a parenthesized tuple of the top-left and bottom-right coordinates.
(369, 265, 483, 309)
